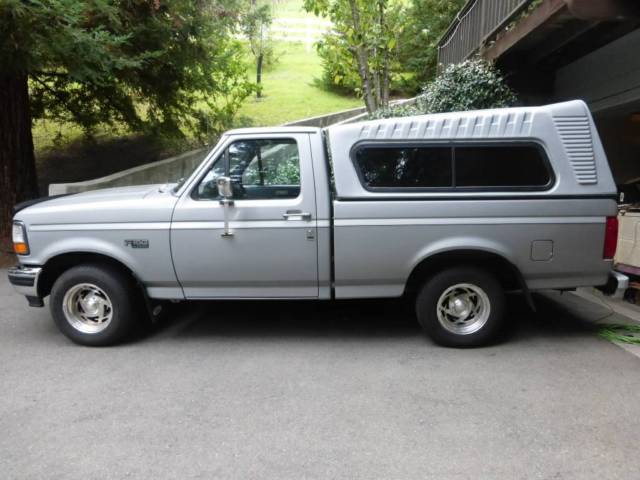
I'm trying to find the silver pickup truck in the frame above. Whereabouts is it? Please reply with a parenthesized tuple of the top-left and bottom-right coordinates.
(8, 100, 627, 347)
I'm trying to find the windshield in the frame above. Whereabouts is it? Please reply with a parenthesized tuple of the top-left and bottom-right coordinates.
(170, 144, 220, 194)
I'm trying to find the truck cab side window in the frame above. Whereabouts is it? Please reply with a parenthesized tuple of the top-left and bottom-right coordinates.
(193, 138, 301, 200)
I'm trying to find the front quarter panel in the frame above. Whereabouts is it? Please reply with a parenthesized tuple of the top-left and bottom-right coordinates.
(15, 187, 183, 299)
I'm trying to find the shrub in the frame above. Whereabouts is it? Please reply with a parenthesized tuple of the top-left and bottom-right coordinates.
(420, 58, 517, 113)
(370, 58, 517, 119)
(368, 103, 422, 120)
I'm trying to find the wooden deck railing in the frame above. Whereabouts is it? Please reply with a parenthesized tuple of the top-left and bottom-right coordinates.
(437, 0, 536, 68)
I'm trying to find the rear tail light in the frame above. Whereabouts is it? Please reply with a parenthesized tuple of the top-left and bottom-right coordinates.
(603, 216, 618, 260)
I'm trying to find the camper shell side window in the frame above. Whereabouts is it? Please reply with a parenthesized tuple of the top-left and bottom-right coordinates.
(351, 142, 555, 193)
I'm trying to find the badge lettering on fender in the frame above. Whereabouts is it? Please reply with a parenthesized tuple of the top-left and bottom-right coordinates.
(124, 240, 150, 249)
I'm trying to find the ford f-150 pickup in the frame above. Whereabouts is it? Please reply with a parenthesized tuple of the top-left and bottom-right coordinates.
(8, 100, 627, 346)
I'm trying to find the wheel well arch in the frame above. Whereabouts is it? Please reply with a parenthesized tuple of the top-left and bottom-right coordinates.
(404, 249, 528, 298)
(38, 252, 139, 298)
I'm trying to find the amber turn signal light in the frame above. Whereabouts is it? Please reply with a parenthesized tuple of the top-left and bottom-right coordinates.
(14, 243, 29, 255)
(12, 221, 30, 255)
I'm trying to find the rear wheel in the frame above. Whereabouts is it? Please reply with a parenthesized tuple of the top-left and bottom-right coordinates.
(416, 267, 505, 347)
(50, 264, 137, 346)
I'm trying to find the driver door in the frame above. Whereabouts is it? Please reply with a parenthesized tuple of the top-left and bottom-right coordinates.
(170, 133, 319, 298)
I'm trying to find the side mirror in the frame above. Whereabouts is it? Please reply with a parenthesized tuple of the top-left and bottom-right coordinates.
(216, 176, 233, 199)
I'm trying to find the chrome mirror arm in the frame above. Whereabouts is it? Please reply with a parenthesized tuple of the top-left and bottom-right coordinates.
(216, 176, 234, 238)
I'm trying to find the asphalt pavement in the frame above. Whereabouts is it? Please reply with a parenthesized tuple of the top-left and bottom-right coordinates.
(1, 270, 640, 479)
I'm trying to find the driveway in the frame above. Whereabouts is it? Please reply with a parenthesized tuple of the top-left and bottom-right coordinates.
(1, 270, 639, 479)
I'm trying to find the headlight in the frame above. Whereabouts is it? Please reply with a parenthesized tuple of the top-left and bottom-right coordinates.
(12, 221, 30, 255)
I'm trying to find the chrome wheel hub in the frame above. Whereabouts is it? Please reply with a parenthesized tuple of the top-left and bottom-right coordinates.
(62, 283, 113, 334)
(436, 283, 490, 335)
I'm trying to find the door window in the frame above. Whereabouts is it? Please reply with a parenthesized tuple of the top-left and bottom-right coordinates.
(194, 138, 301, 200)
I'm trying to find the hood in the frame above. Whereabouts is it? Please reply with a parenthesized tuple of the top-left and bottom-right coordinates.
(14, 184, 179, 226)
(13, 194, 71, 216)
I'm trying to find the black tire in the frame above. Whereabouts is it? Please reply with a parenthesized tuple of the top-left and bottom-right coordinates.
(416, 267, 505, 347)
(50, 264, 137, 346)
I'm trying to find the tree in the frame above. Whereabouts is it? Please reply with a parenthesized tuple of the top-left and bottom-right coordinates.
(398, 0, 465, 89)
(240, 0, 273, 98)
(315, 30, 361, 94)
(0, 0, 254, 240)
(312, 0, 462, 98)
(303, 0, 402, 113)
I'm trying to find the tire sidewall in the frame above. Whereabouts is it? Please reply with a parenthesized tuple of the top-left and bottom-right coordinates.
(50, 264, 135, 346)
(416, 267, 505, 347)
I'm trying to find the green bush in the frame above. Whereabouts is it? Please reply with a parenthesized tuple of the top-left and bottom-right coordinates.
(421, 58, 517, 113)
(368, 103, 422, 120)
(370, 58, 517, 119)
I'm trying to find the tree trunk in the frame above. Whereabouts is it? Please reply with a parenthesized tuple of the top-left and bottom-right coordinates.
(0, 74, 38, 241)
(378, 0, 390, 109)
(381, 50, 390, 108)
(347, 0, 377, 114)
(354, 45, 377, 114)
(256, 53, 263, 98)
(372, 61, 382, 108)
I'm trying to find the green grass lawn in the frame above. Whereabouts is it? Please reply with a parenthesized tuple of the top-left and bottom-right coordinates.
(238, 41, 362, 126)
(272, 0, 319, 19)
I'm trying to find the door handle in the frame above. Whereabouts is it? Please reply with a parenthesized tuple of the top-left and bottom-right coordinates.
(283, 210, 312, 221)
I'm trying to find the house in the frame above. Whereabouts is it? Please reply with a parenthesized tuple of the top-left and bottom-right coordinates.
(438, 0, 640, 185)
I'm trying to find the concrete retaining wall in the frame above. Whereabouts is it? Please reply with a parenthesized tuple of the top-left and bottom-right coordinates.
(284, 106, 367, 127)
(48, 148, 208, 195)
(286, 97, 420, 127)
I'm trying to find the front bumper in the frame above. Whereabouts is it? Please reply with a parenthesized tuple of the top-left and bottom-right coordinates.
(597, 270, 629, 299)
(7, 265, 43, 306)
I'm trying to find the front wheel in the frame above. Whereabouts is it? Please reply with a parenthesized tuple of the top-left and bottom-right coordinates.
(50, 264, 137, 346)
(416, 267, 505, 347)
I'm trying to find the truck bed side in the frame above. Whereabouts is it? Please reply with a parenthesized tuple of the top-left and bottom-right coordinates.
(325, 100, 618, 299)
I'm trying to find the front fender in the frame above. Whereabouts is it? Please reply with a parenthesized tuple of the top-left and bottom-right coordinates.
(33, 236, 140, 274)
(24, 227, 182, 299)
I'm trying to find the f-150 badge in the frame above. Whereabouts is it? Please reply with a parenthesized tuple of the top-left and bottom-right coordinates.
(124, 240, 149, 249)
